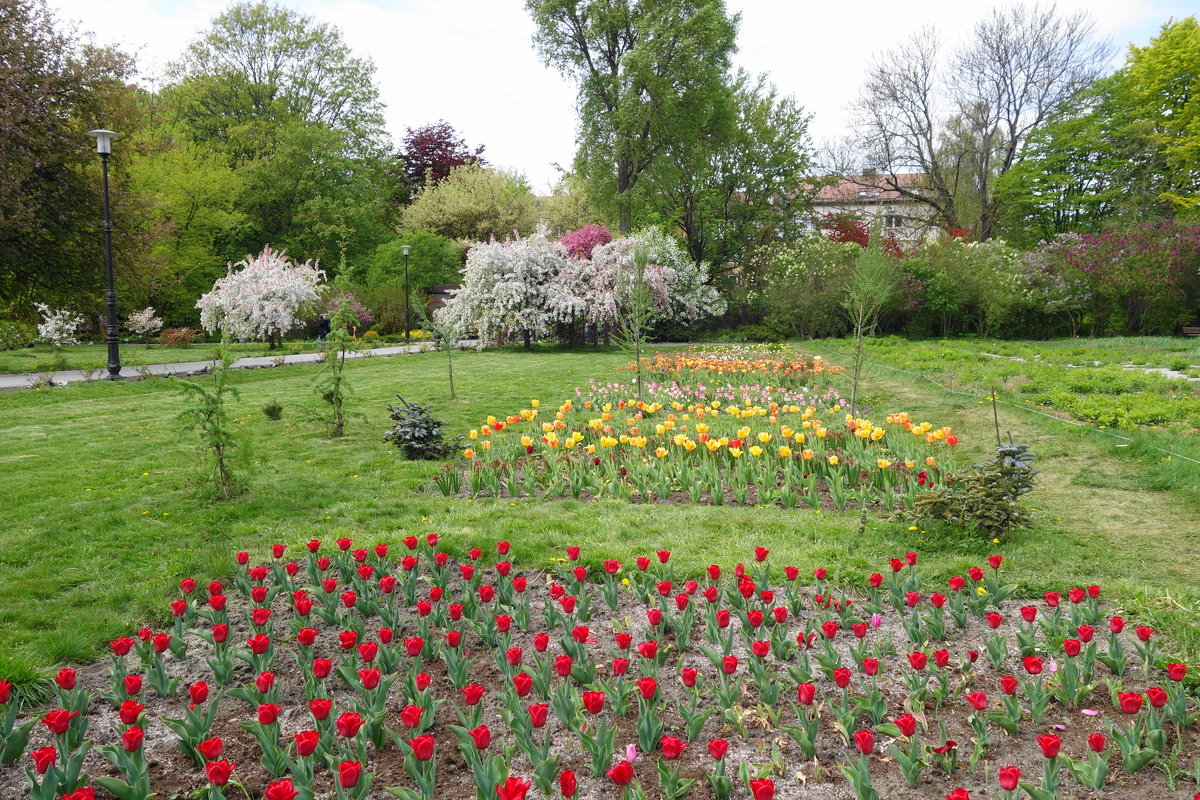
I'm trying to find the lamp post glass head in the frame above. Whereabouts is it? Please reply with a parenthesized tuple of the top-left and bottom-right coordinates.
(87, 129, 119, 155)
(401, 245, 411, 256)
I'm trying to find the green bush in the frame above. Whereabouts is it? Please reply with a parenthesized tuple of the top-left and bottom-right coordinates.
(907, 443, 1038, 538)
(0, 321, 36, 351)
(262, 399, 283, 420)
(383, 396, 463, 460)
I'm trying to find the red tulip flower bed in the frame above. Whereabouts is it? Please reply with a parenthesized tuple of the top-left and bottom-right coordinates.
(0, 538, 1197, 800)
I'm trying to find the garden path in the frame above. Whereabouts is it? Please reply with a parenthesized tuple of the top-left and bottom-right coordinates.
(0, 342, 461, 390)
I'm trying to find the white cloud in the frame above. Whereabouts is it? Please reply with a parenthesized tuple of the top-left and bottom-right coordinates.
(49, 0, 1186, 191)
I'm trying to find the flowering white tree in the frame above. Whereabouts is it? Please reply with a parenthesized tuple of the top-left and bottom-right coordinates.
(34, 303, 85, 346)
(574, 226, 727, 327)
(196, 247, 325, 345)
(437, 227, 573, 349)
(126, 307, 164, 340)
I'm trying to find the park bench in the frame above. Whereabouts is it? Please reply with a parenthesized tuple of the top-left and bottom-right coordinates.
(1184, 326, 1200, 337)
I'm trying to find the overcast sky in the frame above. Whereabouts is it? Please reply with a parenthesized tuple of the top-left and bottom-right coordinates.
(50, 0, 1193, 193)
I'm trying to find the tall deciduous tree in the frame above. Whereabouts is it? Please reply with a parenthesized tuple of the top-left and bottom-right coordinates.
(526, 0, 739, 234)
(646, 70, 815, 268)
(996, 17, 1200, 241)
(396, 121, 487, 200)
(165, 0, 385, 159)
(852, 4, 1110, 240)
(403, 164, 540, 243)
(0, 0, 139, 310)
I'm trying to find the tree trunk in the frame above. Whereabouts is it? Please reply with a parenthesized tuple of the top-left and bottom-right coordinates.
(522, 329, 531, 350)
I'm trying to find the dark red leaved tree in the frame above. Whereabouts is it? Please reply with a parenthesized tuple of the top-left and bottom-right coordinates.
(397, 121, 487, 192)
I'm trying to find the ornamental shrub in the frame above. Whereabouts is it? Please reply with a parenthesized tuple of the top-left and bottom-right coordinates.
(0, 321, 36, 350)
(196, 246, 325, 345)
(159, 328, 199, 348)
(907, 443, 1038, 537)
(383, 396, 463, 460)
(34, 303, 85, 346)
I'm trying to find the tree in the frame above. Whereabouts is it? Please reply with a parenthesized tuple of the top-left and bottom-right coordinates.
(165, 0, 385, 159)
(526, 0, 739, 233)
(196, 246, 325, 345)
(644, 70, 815, 268)
(995, 17, 1200, 240)
(852, 5, 1111, 240)
(558, 224, 613, 259)
(354, 232, 462, 289)
(403, 164, 540, 243)
(539, 174, 609, 236)
(0, 0, 140, 310)
(842, 220, 900, 416)
(437, 228, 573, 349)
(396, 121, 487, 199)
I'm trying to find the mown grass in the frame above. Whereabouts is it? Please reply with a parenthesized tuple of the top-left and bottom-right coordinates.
(3, 340, 1199, 693)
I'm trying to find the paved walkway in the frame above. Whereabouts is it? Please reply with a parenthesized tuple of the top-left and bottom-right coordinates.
(0, 342, 444, 391)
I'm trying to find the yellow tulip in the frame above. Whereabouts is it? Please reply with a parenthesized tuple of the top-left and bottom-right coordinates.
(876, 458, 890, 469)
(520, 436, 533, 447)
(925, 456, 936, 467)
(462, 448, 475, 459)
(778, 446, 792, 458)
(480, 440, 491, 451)
(531, 400, 539, 408)
(749, 445, 763, 457)
(828, 455, 839, 466)
(904, 459, 915, 469)
(737, 426, 751, 439)
(729, 447, 743, 458)
(654, 447, 667, 458)
(757, 432, 771, 443)
(801, 449, 814, 460)
(683, 440, 698, 452)
(468, 429, 479, 440)
(487, 415, 497, 426)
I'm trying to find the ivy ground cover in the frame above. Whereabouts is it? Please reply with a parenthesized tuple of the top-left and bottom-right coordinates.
(1, 538, 1197, 800)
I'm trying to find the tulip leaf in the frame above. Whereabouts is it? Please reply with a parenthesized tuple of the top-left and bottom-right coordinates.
(1017, 779, 1057, 800)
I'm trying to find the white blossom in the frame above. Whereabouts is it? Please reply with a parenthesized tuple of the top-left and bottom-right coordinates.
(196, 246, 325, 341)
(126, 307, 163, 337)
(34, 303, 85, 346)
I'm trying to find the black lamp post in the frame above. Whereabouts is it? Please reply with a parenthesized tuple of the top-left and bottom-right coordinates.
(88, 128, 121, 380)
(402, 244, 412, 343)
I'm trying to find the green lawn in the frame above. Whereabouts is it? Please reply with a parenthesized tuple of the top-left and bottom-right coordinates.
(0, 341, 332, 374)
(2, 341, 1198, 688)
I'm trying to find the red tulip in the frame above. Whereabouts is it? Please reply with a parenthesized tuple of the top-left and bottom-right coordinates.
(559, 769, 577, 798)
(310, 698, 332, 720)
(337, 712, 365, 737)
(399, 705, 423, 729)
(612, 657, 630, 676)
(197, 737, 223, 761)
(636, 677, 658, 700)
(461, 684, 485, 705)
(294, 730, 319, 756)
(264, 779, 299, 800)
(895, 713, 917, 737)
(1146, 687, 1168, 708)
(1118, 692, 1143, 714)
(660, 736, 686, 759)
(31, 746, 56, 774)
(946, 790, 971, 800)
(468, 725, 491, 749)
(1168, 663, 1187, 681)
(121, 726, 143, 752)
(853, 729, 874, 754)
(722, 656, 738, 674)
(312, 658, 332, 679)
(861, 658, 879, 676)
(582, 691, 605, 714)
(1023, 656, 1043, 675)
(257, 703, 281, 725)
(708, 738, 729, 759)
(797, 682, 815, 705)
(409, 734, 435, 761)
(118, 700, 143, 725)
(605, 760, 634, 785)
(907, 652, 927, 670)
(55, 669, 76, 690)
(205, 759, 235, 787)
(833, 668, 852, 688)
(749, 778, 775, 800)
(999, 675, 1018, 695)
(528, 703, 549, 728)
(1037, 734, 1061, 758)
(495, 776, 531, 800)
(1088, 733, 1106, 753)
(513, 673, 533, 697)
(965, 691, 988, 711)
(998, 765, 1021, 790)
(42, 709, 79, 734)
(110, 637, 135, 656)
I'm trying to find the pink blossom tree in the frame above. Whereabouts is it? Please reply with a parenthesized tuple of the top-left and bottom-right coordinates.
(196, 246, 325, 347)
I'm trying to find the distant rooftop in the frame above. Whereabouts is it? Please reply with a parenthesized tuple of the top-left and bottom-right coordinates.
(812, 174, 925, 204)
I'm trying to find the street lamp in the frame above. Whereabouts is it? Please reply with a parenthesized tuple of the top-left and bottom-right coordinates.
(87, 128, 121, 380)
(401, 244, 412, 343)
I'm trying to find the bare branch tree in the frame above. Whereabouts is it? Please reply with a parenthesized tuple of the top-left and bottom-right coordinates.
(851, 4, 1111, 240)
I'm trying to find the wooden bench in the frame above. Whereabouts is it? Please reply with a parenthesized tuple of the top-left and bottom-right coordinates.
(1184, 326, 1200, 337)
